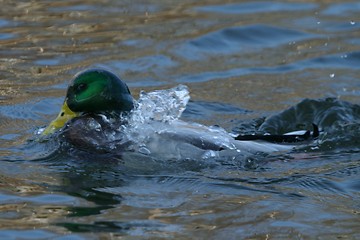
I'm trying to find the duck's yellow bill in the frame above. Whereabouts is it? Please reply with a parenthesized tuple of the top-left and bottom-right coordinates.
(42, 101, 79, 135)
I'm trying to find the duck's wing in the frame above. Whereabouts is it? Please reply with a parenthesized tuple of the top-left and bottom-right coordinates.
(235, 124, 319, 143)
(158, 131, 226, 151)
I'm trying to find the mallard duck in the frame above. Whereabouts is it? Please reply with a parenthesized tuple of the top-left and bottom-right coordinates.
(43, 68, 133, 133)
(42, 69, 135, 152)
(43, 69, 318, 157)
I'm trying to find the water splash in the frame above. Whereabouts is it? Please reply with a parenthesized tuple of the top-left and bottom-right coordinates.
(129, 84, 190, 124)
(119, 84, 191, 144)
(117, 85, 193, 156)
(117, 85, 248, 159)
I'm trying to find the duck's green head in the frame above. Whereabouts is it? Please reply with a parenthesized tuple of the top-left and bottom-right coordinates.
(43, 69, 134, 135)
(66, 69, 134, 113)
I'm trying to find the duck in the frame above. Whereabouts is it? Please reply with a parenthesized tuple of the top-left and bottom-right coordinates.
(42, 68, 318, 158)
(42, 69, 135, 152)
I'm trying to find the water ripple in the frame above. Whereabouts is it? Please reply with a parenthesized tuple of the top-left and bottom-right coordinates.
(195, 2, 317, 14)
(176, 51, 360, 83)
(186, 24, 318, 55)
(322, 2, 360, 16)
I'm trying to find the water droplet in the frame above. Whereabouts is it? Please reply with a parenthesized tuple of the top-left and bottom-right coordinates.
(88, 119, 102, 131)
(138, 146, 151, 155)
(329, 73, 335, 78)
(36, 128, 45, 135)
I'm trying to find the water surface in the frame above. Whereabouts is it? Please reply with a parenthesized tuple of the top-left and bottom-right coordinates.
(0, 0, 359, 239)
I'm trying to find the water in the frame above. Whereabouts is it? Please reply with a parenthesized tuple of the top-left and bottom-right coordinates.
(1, 0, 360, 239)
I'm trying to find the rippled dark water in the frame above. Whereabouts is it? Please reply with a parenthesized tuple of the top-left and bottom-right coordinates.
(1, 1, 360, 239)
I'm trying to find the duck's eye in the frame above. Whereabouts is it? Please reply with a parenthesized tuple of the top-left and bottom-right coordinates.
(75, 83, 87, 93)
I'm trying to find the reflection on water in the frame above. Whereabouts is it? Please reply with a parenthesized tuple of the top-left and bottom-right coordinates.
(0, 0, 360, 239)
